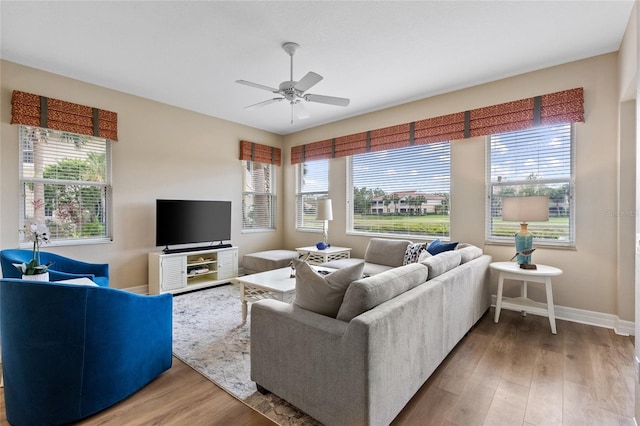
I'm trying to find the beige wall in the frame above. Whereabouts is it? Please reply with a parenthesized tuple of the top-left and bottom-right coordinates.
(0, 60, 284, 289)
(0, 51, 635, 322)
(283, 52, 633, 321)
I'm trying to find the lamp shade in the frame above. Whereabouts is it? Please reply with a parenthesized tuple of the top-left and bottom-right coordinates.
(316, 199, 333, 221)
(502, 196, 549, 223)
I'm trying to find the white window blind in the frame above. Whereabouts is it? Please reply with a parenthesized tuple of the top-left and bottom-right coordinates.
(487, 123, 574, 245)
(348, 142, 451, 238)
(242, 160, 276, 230)
(296, 160, 329, 231)
(19, 125, 112, 244)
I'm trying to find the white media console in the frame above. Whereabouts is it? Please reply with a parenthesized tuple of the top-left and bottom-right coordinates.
(148, 246, 238, 295)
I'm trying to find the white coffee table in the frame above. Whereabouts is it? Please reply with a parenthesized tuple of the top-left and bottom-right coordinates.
(235, 267, 296, 324)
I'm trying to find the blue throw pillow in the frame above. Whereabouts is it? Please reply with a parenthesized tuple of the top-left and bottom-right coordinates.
(427, 239, 458, 255)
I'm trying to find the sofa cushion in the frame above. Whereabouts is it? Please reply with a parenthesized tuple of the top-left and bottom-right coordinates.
(403, 243, 427, 265)
(456, 244, 483, 263)
(293, 259, 364, 318)
(319, 258, 363, 270)
(421, 250, 462, 280)
(336, 263, 428, 322)
(364, 238, 413, 267)
(363, 263, 396, 277)
(426, 239, 458, 255)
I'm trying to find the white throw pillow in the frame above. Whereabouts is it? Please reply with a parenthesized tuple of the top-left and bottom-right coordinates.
(293, 259, 364, 318)
(417, 249, 432, 263)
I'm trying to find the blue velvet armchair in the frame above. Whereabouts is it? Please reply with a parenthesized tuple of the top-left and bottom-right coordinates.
(0, 278, 173, 425)
(0, 249, 109, 287)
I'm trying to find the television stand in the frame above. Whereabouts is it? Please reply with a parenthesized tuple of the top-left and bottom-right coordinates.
(149, 246, 238, 295)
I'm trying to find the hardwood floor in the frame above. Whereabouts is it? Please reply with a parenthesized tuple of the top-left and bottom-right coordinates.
(393, 309, 636, 426)
(0, 357, 276, 426)
(0, 309, 635, 425)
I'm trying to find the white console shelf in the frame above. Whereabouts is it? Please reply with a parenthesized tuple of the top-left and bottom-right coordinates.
(148, 246, 238, 295)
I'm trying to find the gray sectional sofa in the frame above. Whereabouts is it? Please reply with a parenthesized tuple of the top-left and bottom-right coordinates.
(250, 240, 491, 426)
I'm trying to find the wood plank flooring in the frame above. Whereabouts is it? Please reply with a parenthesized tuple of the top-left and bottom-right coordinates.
(393, 309, 636, 426)
(0, 357, 276, 426)
(0, 309, 635, 425)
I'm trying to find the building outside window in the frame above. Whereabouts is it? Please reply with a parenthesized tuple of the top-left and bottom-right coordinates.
(18, 125, 112, 244)
(296, 160, 329, 231)
(242, 160, 276, 230)
(487, 123, 575, 245)
(347, 142, 451, 238)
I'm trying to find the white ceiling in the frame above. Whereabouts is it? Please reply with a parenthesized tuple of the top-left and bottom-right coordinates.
(1, 1, 635, 135)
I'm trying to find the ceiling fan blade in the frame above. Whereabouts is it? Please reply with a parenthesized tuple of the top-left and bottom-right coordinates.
(244, 98, 284, 111)
(294, 101, 310, 119)
(294, 72, 323, 92)
(304, 93, 350, 107)
(236, 80, 279, 93)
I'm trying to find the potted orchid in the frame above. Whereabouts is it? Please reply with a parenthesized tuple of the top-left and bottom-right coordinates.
(14, 220, 53, 280)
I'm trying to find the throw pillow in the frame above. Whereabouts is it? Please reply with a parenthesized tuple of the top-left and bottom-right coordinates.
(417, 249, 432, 262)
(293, 259, 364, 318)
(426, 239, 458, 255)
(403, 243, 426, 265)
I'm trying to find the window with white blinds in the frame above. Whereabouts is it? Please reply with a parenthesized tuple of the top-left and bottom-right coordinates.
(487, 123, 575, 245)
(18, 125, 112, 244)
(296, 160, 329, 231)
(348, 142, 451, 238)
(242, 160, 276, 231)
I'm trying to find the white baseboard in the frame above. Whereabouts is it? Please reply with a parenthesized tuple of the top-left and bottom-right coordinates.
(491, 295, 635, 336)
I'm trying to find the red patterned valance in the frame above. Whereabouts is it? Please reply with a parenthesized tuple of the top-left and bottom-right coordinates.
(11, 90, 118, 141)
(240, 140, 281, 166)
(290, 88, 584, 164)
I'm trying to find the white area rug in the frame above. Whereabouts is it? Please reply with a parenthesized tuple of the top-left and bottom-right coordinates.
(172, 284, 320, 425)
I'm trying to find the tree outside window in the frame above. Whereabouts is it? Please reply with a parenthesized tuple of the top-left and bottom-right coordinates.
(19, 125, 111, 244)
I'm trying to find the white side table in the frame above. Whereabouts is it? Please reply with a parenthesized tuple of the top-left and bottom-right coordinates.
(491, 261, 563, 334)
(295, 246, 351, 265)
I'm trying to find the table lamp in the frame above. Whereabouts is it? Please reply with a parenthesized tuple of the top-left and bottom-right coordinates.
(501, 195, 549, 268)
(315, 198, 333, 250)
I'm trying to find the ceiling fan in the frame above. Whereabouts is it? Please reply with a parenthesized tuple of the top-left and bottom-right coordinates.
(236, 42, 350, 124)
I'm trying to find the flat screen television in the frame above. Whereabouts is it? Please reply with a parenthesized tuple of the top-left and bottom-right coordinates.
(156, 199, 232, 253)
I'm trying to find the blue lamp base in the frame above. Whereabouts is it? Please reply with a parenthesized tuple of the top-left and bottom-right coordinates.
(515, 223, 533, 265)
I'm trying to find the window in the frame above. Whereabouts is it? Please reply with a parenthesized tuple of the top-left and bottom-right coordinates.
(296, 160, 329, 231)
(348, 142, 451, 238)
(242, 160, 276, 230)
(19, 125, 112, 244)
(487, 123, 574, 245)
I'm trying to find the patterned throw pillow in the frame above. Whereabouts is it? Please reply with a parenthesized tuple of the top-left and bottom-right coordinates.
(403, 243, 426, 265)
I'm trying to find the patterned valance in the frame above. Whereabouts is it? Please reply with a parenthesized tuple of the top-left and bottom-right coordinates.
(240, 140, 281, 166)
(11, 90, 118, 141)
(291, 87, 584, 164)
